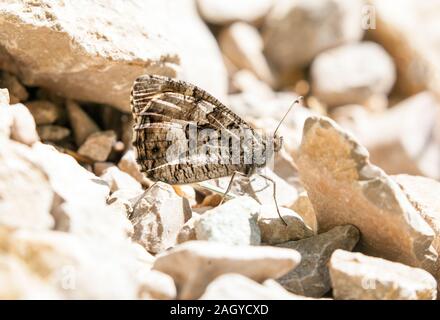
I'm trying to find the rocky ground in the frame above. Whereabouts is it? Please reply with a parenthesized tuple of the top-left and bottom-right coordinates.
(1, 0, 440, 300)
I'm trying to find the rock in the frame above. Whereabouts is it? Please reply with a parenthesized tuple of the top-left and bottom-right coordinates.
(311, 42, 396, 107)
(329, 250, 437, 300)
(0, 71, 28, 103)
(290, 192, 318, 235)
(258, 205, 314, 245)
(177, 213, 201, 244)
(263, 0, 364, 77)
(24, 100, 61, 125)
(0, 0, 227, 112)
(0, 103, 13, 139)
(0, 88, 9, 105)
(37, 125, 70, 142)
(138, 270, 177, 300)
(10, 103, 40, 146)
(153, 240, 301, 299)
(172, 185, 197, 207)
(273, 148, 300, 188)
(0, 139, 54, 230)
(118, 149, 152, 186)
(276, 225, 359, 297)
(93, 162, 115, 177)
(197, 0, 274, 25)
(333, 92, 440, 180)
(130, 182, 192, 254)
(195, 196, 261, 245)
(200, 273, 311, 300)
(66, 100, 100, 146)
(78, 130, 117, 162)
(296, 116, 437, 273)
(230, 69, 274, 96)
(100, 166, 142, 194)
(219, 22, 274, 85)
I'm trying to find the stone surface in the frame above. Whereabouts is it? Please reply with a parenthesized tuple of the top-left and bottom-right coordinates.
(195, 197, 261, 245)
(276, 225, 359, 297)
(197, 0, 274, 25)
(290, 192, 318, 235)
(138, 270, 177, 300)
(311, 42, 396, 107)
(78, 130, 116, 162)
(0, 0, 227, 112)
(25, 100, 61, 125)
(177, 213, 201, 244)
(37, 125, 70, 142)
(263, 0, 364, 77)
(0, 71, 28, 103)
(66, 100, 100, 146)
(0, 103, 13, 139)
(130, 182, 192, 254)
(10, 103, 40, 146)
(333, 92, 440, 180)
(153, 240, 301, 299)
(258, 205, 314, 245)
(118, 149, 152, 186)
(100, 166, 142, 194)
(0, 88, 10, 104)
(0, 139, 54, 230)
(329, 250, 437, 300)
(296, 116, 437, 273)
(219, 22, 273, 85)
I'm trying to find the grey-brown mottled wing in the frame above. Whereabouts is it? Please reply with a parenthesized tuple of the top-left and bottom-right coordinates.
(130, 74, 261, 184)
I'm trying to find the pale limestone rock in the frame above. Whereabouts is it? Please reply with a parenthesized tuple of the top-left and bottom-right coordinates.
(197, 0, 274, 25)
(276, 225, 359, 297)
(329, 250, 437, 300)
(263, 0, 364, 76)
(153, 240, 301, 299)
(258, 205, 313, 245)
(37, 125, 70, 142)
(173, 185, 197, 207)
(177, 213, 201, 244)
(311, 42, 396, 107)
(219, 22, 274, 85)
(0, 139, 54, 230)
(25, 100, 61, 125)
(0, 103, 13, 139)
(66, 100, 100, 146)
(0, 88, 9, 104)
(297, 116, 437, 273)
(138, 270, 177, 300)
(0, 0, 227, 112)
(10, 103, 40, 146)
(130, 182, 192, 254)
(100, 166, 142, 194)
(195, 197, 261, 245)
(78, 130, 116, 162)
(0, 71, 28, 103)
(290, 192, 318, 235)
(118, 149, 152, 186)
(94, 162, 115, 177)
(273, 148, 300, 188)
(230, 70, 274, 97)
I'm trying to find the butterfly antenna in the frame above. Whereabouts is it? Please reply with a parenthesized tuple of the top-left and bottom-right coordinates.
(273, 96, 304, 137)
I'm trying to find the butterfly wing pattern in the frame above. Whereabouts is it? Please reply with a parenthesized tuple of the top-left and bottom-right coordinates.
(131, 74, 270, 185)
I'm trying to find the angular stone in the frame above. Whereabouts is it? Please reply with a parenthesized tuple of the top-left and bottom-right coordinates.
(296, 116, 437, 273)
(78, 130, 117, 162)
(153, 240, 301, 299)
(0, 71, 28, 103)
(195, 196, 261, 246)
(290, 192, 318, 235)
(100, 166, 142, 193)
(311, 42, 396, 107)
(0, 0, 227, 112)
(138, 270, 177, 300)
(25, 100, 61, 125)
(37, 125, 70, 142)
(276, 225, 359, 297)
(329, 250, 437, 300)
(10, 103, 40, 146)
(130, 182, 192, 254)
(0, 139, 54, 230)
(66, 100, 100, 146)
(258, 205, 314, 245)
(118, 149, 152, 186)
(177, 213, 201, 244)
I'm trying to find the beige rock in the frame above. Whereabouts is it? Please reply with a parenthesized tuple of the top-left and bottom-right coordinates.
(297, 116, 437, 273)
(197, 0, 274, 25)
(0, 71, 28, 103)
(0, 88, 9, 104)
(25, 100, 61, 125)
(333, 92, 440, 180)
(130, 182, 192, 254)
(273, 148, 300, 188)
(177, 213, 201, 244)
(118, 149, 152, 186)
(37, 125, 70, 142)
(153, 240, 301, 299)
(138, 270, 177, 300)
(10, 103, 40, 146)
(200, 273, 311, 300)
(195, 196, 261, 246)
(276, 225, 359, 297)
(173, 185, 197, 207)
(0, 104, 13, 139)
(0, 139, 54, 230)
(219, 22, 274, 85)
(230, 69, 273, 96)
(311, 42, 396, 107)
(66, 100, 100, 146)
(258, 205, 314, 245)
(329, 250, 437, 300)
(100, 166, 142, 194)
(263, 0, 364, 76)
(0, 0, 227, 112)
(94, 162, 115, 177)
(290, 192, 318, 235)
(78, 130, 117, 162)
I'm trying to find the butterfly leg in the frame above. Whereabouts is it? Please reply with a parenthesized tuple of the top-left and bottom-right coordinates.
(129, 181, 159, 220)
(257, 174, 288, 226)
(219, 171, 247, 206)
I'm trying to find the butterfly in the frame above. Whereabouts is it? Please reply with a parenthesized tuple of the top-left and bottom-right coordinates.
(130, 74, 301, 223)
